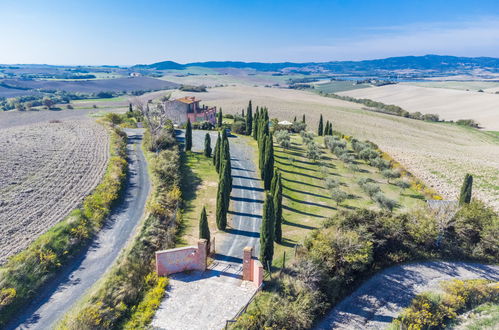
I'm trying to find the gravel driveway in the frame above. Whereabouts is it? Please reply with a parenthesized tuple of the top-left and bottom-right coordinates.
(315, 261, 499, 329)
(152, 130, 263, 330)
(6, 129, 150, 330)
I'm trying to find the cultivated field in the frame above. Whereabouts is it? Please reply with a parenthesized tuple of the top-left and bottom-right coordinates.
(0, 120, 109, 264)
(169, 86, 499, 210)
(337, 84, 499, 131)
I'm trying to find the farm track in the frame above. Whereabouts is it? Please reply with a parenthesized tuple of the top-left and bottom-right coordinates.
(315, 261, 499, 329)
(0, 120, 109, 264)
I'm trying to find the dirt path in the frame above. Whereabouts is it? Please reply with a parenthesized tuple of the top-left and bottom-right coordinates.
(152, 130, 263, 330)
(6, 129, 150, 330)
(315, 261, 499, 330)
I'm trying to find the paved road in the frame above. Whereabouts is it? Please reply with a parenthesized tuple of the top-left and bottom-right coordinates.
(6, 129, 150, 330)
(315, 261, 499, 330)
(152, 130, 263, 330)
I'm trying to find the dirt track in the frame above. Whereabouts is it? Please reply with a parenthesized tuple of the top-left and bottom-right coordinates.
(315, 261, 499, 329)
(0, 120, 109, 264)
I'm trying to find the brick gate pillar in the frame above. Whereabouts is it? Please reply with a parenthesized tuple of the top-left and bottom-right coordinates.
(242, 246, 253, 281)
(197, 239, 207, 271)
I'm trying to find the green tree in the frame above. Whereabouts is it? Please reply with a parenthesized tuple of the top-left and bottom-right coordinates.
(273, 172, 282, 243)
(216, 179, 227, 230)
(217, 108, 223, 128)
(252, 107, 259, 140)
(199, 206, 210, 243)
(185, 118, 192, 151)
(246, 100, 253, 136)
(129, 103, 133, 112)
(302, 114, 306, 123)
(459, 174, 473, 205)
(204, 133, 212, 157)
(259, 132, 267, 179)
(213, 132, 220, 170)
(263, 134, 274, 190)
(318, 114, 324, 136)
(260, 192, 275, 270)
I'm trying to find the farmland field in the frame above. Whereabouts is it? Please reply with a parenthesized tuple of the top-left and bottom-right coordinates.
(337, 84, 499, 131)
(168, 85, 499, 211)
(0, 120, 109, 264)
(312, 80, 370, 93)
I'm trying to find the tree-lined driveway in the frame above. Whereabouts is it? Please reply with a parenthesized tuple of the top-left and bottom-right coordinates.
(152, 130, 263, 330)
(315, 261, 499, 329)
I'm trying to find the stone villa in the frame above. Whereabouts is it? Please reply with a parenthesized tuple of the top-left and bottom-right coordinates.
(164, 96, 217, 125)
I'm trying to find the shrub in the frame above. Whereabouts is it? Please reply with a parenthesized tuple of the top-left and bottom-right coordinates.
(373, 192, 397, 211)
(325, 177, 340, 190)
(330, 188, 348, 206)
(275, 130, 291, 149)
(382, 169, 401, 183)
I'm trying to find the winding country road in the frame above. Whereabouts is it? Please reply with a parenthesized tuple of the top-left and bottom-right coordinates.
(315, 261, 499, 329)
(152, 130, 263, 330)
(6, 129, 150, 330)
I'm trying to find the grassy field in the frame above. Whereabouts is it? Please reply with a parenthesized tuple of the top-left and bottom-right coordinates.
(166, 85, 499, 211)
(312, 80, 370, 93)
(401, 80, 499, 92)
(337, 84, 499, 131)
(178, 151, 219, 246)
(271, 134, 426, 268)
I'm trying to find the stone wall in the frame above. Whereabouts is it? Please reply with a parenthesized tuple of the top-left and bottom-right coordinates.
(156, 239, 207, 276)
(242, 246, 264, 287)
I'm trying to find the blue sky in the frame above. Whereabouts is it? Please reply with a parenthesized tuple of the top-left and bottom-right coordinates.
(1, 0, 498, 65)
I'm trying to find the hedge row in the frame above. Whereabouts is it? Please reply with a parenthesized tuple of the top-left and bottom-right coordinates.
(0, 122, 128, 327)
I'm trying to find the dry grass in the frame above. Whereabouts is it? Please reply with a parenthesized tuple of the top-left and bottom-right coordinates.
(166, 85, 499, 211)
(0, 120, 109, 264)
(337, 84, 499, 131)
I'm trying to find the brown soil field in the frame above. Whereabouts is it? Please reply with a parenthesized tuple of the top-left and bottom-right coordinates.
(169, 86, 499, 210)
(0, 120, 109, 264)
(337, 84, 499, 131)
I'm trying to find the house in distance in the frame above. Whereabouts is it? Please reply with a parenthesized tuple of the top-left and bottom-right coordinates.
(164, 96, 217, 126)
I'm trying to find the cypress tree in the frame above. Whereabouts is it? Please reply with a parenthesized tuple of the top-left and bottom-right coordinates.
(318, 114, 324, 136)
(302, 114, 306, 123)
(204, 133, 212, 157)
(129, 103, 133, 112)
(264, 107, 269, 122)
(216, 178, 227, 230)
(260, 192, 275, 270)
(263, 134, 274, 190)
(242, 109, 245, 117)
(273, 172, 282, 243)
(270, 167, 279, 195)
(217, 108, 223, 128)
(259, 132, 267, 179)
(199, 206, 210, 243)
(185, 118, 192, 151)
(252, 107, 259, 140)
(221, 145, 232, 192)
(213, 132, 221, 170)
(293, 116, 297, 122)
(246, 100, 253, 136)
(459, 174, 473, 205)
(324, 121, 330, 135)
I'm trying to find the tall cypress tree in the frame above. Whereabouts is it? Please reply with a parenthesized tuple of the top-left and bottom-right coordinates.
(199, 206, 210, 243)
(302, 114, 306, 123)
(259, 132, 267, 179)
(217, 108, 223, 128)
(318, 114, 324, 136)
(185, 118, 192, 151)
(221, 148, 232, 193)
(129, 103, 133, 112)
(216, 177, 227, 230)
(246, 100, 253, 136)
(213, 132, 221, 170)
(260, 192, 275, 270)
(252, 107, 259, 140)
(293, 116, 297, 122)
(263, 134, 274, 190)
(270, 167, 279, 196)
(273, 172, 282, 243)
(459, 174, 473, 205)
(204, 133, 212, 157)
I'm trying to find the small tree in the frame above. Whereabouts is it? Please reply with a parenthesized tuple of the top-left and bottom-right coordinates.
(382, 169, 401, 184)
(246, 100, 253, 136)
(318, 114, 324, 136)
(273, 172, 283, 243)
(275, 130, 291, 149)
(213, 132, 220, 169)
(199, 206, 210, 244)
(216, 177, 227, 230)
(305, 142, 321, 162)
(331, 188, 348, 206)
(217, 108, 223, 128)
(302, 114, 306, 123)
(325, 176, 340, 190)
(204, 133, 212, 157)
(260, 192, 275, 270)
(185, 119, 192, 151)
(459, 174, 473, 205)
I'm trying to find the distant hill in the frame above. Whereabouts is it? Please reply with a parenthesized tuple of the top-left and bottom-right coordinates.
(134, 55, 499, 75)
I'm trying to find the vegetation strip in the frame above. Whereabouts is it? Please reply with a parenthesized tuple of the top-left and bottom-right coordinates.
(0, 120, 127, 327)
(57, 117, 181, 329)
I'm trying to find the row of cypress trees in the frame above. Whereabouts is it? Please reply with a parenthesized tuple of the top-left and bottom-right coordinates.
(318, 114, 334, 136)
(248, 102, 284, 270)
(214, 129, 232, 230)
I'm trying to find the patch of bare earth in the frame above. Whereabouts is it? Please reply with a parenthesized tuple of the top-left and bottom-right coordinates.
(0, 120, 109, 264)
(167, 86, 499, 211)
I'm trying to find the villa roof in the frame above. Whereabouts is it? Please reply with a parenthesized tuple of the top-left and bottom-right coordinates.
(176, 96, 200, 104)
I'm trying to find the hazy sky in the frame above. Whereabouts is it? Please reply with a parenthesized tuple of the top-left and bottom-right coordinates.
(1, 0, 498, 65)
